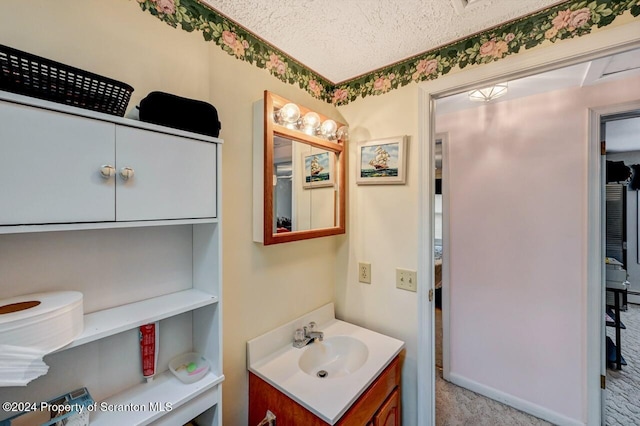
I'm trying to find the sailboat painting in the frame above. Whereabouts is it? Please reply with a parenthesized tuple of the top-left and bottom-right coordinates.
(357, 136, 407, 185)
(302, 151, 334, 188)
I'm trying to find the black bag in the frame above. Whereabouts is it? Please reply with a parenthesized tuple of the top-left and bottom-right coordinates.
(606, 160, 631, 183)
(138, 91, 221, 137)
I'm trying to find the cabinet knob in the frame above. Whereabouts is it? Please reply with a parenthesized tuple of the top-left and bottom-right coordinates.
(119, 167, 135, 181)
(100, 165, 115, 179)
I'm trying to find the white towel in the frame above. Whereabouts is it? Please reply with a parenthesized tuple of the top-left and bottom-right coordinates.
(0, 344, 49, 386)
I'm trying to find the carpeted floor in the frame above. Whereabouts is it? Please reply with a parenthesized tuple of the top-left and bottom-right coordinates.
(435, 307, 550, 425)
(435, 368, 552, 426)
(606, 303, 640, 426)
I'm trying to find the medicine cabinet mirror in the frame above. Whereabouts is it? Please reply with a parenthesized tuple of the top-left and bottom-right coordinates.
(253, 91, 347, 245)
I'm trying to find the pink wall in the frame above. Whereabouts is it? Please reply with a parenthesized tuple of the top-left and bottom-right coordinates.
(436, 74, 640, 422)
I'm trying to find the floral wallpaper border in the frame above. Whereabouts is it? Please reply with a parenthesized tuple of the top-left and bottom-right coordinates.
(136, 0, 640, 105)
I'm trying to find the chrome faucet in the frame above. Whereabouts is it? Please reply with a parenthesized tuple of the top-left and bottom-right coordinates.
(293, 321, 324, 348)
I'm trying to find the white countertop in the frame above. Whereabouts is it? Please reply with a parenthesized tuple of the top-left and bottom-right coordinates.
(246, 303, 404, 424)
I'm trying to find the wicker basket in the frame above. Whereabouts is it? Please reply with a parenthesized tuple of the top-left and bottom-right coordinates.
(0, 44, 133, 117)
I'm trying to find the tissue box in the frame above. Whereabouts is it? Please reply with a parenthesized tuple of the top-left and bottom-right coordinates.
(1, 388, 93, 426)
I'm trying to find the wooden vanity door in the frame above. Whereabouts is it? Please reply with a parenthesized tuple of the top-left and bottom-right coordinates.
(373, 388, 400, 426)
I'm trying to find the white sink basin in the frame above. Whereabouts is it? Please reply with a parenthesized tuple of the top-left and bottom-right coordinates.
(298, 336, 369, 378)
(247, 303, 405, 424)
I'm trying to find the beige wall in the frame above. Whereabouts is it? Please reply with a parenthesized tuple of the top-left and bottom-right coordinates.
(205, 23, 346, 425)
(336, 83, 420, 426)
(2, 0, 211, 113)
(0, 1, 343, 424)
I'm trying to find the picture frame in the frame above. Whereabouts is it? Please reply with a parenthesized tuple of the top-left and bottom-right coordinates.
(301, 151, 335, 189)
(356, 136, 407, 185)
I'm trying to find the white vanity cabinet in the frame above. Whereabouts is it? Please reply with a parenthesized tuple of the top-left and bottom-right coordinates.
(0, 91, 224, 426)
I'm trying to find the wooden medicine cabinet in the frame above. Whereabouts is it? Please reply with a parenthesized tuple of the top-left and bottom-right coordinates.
(253, 91, 347, 245)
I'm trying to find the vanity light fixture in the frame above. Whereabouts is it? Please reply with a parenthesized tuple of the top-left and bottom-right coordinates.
(468, 83, 508, 102)
(272, 103, 348, 142)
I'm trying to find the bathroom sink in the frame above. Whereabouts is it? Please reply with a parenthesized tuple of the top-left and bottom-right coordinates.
(246, 303, 404, 424)
(298, 336, 369, 378)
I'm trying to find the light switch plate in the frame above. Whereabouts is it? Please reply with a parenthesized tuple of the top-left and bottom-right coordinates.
(359, 262, 371, 284)
(396, 268, 417, 292)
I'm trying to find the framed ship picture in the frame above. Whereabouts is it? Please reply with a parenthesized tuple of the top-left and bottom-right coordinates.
(301, 151, 334, 189)
(356, 136, 407, 185)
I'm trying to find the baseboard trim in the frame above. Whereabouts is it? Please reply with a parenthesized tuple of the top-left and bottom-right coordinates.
(447, 372, 585, 426)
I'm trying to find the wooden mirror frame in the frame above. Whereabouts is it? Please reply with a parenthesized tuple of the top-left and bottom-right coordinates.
(262, 90, 347, 245)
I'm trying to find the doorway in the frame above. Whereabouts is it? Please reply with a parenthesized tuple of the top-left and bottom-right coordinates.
(418, 33, 640, 424)
(601, 111, 640, 425)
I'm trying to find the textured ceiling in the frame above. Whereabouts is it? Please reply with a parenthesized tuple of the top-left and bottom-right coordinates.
(202, 0, 564, 82)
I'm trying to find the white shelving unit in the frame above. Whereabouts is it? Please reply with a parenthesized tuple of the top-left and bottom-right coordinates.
(0, 90, 224, 425)
(91, 371, 224, 426)
(60, 289, 218, 351)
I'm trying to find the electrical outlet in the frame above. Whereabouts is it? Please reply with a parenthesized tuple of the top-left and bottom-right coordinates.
(359, 262, 371, 284)
(396, 268, 417, 292)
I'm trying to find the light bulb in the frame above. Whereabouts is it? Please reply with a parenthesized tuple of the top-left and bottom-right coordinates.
(278, 103, 300, 124)
(320, 119, 337, 139)
(336, 126, 349, 142)
(302, 112, 321, 134)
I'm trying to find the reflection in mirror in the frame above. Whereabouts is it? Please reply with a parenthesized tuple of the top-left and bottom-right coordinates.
(254, 91, 347, 245)
(273, 137, 338, 233)
(298, 144, 335, 231)
(273, 136, 294, 232)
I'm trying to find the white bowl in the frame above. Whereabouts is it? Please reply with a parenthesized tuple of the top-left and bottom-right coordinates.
(169, 352, 209, 384)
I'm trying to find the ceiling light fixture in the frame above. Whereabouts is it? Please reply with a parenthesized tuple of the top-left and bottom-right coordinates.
(468, 83, 508, 102)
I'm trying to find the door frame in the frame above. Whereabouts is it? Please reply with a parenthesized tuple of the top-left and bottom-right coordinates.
(416, 21, 640, 425)
(589, 100, 640, 425)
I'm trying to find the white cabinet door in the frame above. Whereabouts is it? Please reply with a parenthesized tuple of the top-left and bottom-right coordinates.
(0, 101, 115, 225)
(115, 126, 217, 221)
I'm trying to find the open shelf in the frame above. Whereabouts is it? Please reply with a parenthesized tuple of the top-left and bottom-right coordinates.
(0, 218, 218, 235)
(91, 370, 225, 426)
(57, 289, 218, 352)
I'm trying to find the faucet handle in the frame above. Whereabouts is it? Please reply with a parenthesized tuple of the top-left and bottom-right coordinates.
(307, 321, 317, 331)
(294, 328, 305, 341)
